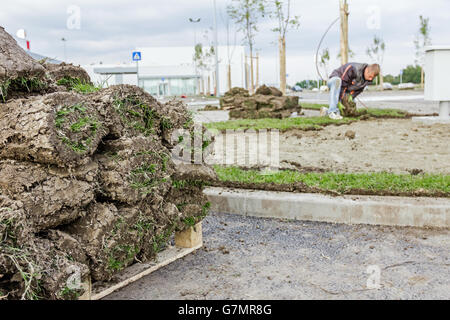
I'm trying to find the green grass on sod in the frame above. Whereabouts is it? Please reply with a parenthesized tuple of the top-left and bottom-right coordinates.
(205, 106, 410, 132)
(300, 103, 324, 110)
(361, 108, 408, 118)
(71, 82, 102, 94)
(213, 166, 450, 195)
(301, 103, 409, 118)
(205, 116, 357, 132)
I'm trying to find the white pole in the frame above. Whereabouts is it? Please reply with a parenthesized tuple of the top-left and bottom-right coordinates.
(136, 60, 139, 87)
(439, 101, 450, 119)
(213, 0, 220, 96)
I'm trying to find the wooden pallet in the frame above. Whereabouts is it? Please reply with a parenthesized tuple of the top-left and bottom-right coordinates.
(78, 222, 203, 300)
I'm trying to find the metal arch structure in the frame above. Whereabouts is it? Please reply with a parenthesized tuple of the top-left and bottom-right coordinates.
(314, 16, 371, 109)
(315, 16, 340, 82)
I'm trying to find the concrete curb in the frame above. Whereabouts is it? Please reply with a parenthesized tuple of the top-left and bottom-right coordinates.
(204, 187, 450, 228)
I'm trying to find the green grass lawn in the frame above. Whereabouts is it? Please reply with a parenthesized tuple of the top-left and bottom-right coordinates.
(361, 108, 409, 118)
(205, 105, 411, 132)
(300, 103, 324, 110)
(213, 166, 450, 195)
(205, 116, 357, 132)
(301, 102, 409, 118)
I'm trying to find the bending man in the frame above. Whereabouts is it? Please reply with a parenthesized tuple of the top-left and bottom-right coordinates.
(321, 63, 380, 119)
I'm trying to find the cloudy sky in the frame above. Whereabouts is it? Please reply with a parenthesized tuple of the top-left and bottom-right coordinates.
(1, 0, 449, 85)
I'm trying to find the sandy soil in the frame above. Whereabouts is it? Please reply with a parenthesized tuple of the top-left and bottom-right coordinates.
(210, 119, 450, 174)
(281, 119, 449, 174)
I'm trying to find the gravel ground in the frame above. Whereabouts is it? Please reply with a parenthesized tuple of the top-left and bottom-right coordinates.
(105, 212, 450, 300)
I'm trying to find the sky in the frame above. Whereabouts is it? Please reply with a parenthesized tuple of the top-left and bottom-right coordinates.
(1, 0, 449, 85)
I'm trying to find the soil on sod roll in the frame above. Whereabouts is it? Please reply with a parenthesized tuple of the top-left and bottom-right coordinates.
(199, 104, 219, 111)
(0, 159, 97, 231)
(0, 27, 51, 102)
(340, 95, 358, 117)
(0, 27, 214, 299)
(0, 92, 107, 167)
(95, 136, 174, 204)
(0, 84, 214, 299)
(219, 86, 301, 119)
(255, 84, 283, 97)
(45, 62, 92, 90)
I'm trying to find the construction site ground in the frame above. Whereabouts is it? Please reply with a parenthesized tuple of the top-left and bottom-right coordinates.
(106, 91, 449, 300)
(210, 118, 449, 174)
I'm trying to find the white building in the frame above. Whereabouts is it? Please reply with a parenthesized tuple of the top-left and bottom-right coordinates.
(85, 45, 248, 97)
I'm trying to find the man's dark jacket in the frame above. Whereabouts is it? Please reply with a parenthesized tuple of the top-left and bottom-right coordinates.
(329, 63, 372, 100)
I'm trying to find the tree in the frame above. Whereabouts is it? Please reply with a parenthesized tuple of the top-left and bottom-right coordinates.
(220, 9, 238, 91)
(366, 35, 386, 89)
(318, 48, 331, 81)
(227, 0, 266, 94)
(193, 41, 215, 95)
(414, 15, 431, 88)
(268, 0, 300, 94)
(402, 65, 422, 84)
(296, 80, 317, 89)
(339, 0, 349, 65)
(336, 47, 355, 62)
(384, 74, 400, 85)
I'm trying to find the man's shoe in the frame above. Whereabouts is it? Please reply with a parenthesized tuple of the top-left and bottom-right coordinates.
(328, 112, 343, 120)
(320, 107, 328, 117)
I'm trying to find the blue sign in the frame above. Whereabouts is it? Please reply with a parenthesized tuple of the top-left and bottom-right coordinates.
(132, 51, 141, 61)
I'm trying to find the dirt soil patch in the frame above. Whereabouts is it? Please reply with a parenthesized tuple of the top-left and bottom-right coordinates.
(210, 119, 449, 175)
(280, 119, 449, 174)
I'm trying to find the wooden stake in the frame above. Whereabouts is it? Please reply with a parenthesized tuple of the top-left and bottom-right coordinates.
(339, 0, 349, 65)
(227, 64, 232, 91)
(256, 52, 260, 89)
(207, 75, 211, 96)
(245, 55, 250, 90)
(279, 36, 286, 94)
(250, 51, 255, 94)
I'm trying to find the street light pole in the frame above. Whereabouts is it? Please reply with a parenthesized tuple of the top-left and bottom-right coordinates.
(213, 0, 220, 97)
(61, 37, 67, 62)
(189, 18, 201, 46)
(189, 18, 201, 95)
